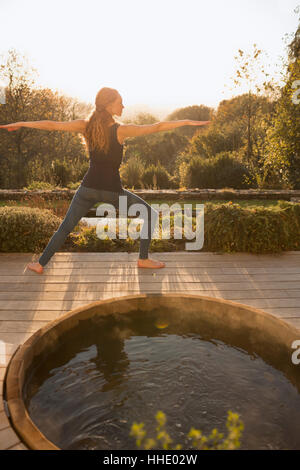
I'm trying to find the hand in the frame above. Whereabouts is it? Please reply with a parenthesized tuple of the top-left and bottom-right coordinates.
(0, 123, 22, 131)
(189, 120, 211, 126)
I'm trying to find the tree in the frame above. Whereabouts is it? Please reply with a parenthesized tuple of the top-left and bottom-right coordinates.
(132, 112, 157, 125)
(264, 9, 300, 188)
(226, 43, 280, 167)
(0, 48, 39, 187)
(166, 104, 213, 139)
(0, 48, 92, 189)
(177, 94, 274, 169)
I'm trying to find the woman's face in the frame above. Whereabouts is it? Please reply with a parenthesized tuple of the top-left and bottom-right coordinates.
(109, 95, 124, 117)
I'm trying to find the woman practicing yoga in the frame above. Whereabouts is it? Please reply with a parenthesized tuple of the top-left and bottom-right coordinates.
(0, 87, 210, 273)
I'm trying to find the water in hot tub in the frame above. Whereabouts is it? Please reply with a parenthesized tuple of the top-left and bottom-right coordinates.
(23, 309, 300, 450)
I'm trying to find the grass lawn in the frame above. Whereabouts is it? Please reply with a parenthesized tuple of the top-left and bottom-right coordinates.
(145, 199, 283, 209)
(0, 198, 286, 211)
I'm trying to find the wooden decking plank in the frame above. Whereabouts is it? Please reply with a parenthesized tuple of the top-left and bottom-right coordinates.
(0, 342, 20, 356)
(1, 252, 299, 265)
(2, 252, 300, 263)
(0, 306, 299, 320)
(0, 288, 300, 302)
(1, 253, 300, 260)
(262, 308, 300, 316)
(0, 410, 10, 431)
(0, 252, 130, 259)
(0, 297, 300, 312)
(0, 307, 299, 321)
(280, 317, 300, 329)
(6, 442, 28, 450)
(2, 266, 300, 275)
(0, 321, 52, 333)
(0, 311, 68, 321)
(3, 257, 300, 264)
(0, 426, 22, 450)
(0, 281, 300, 292)
(1, 273, 300, 283)
(0, 332, 33, 344)
(0, 354, 12, 366)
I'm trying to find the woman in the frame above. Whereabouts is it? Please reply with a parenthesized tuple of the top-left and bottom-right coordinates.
(0, 87, 211, 273)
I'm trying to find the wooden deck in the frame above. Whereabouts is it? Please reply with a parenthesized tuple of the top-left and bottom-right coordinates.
(1, 250, 300, 450)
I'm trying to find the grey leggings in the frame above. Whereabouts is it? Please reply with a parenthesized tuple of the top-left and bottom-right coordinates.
(38, 185, 159, 266)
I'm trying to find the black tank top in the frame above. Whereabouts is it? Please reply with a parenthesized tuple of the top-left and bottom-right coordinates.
(81, 123, 124, 192)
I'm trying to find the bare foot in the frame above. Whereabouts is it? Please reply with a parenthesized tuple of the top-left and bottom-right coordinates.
(137, 258, 166, 269)
(26, 262, 44, 274)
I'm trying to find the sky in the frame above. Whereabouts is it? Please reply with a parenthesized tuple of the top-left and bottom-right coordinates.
(0, 0, 299, 117)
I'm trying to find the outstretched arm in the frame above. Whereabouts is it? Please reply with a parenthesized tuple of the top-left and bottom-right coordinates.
(118, 120, 211, 141)
(159, 120, 211, 132)
(0, 119, 87, 133)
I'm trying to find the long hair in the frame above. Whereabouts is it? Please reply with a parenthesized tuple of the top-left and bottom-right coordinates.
(83, 87, 119, 154)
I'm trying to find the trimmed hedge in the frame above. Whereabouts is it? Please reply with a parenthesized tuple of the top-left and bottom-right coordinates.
(0, 202, 299, 255)
(69, 201, 300, 254)
(0, 206, 62, 253)
(203, 201, 300, 253)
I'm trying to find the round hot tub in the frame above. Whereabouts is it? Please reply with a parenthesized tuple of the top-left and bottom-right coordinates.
(4, 293, 300, 450)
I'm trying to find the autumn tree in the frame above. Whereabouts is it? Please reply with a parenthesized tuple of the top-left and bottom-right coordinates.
(166, 104, 213, 140)
(264, 9, 300, 189)
(0, 48, 92, 188)
(0, 48, 39, 187)
(227, 43, 280, 169)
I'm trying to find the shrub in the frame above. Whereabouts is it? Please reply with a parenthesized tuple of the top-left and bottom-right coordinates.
(203, 201, 300, 253)
(23, 181, 56, 190)
(51, 158, 73, 187)
(67, 181, 82, 190)
(69, 201, 300, 255)
(181, 151, 250, 189)
(168, 173, 180, 188)
(0, 206, 62, 253)
(1, 201, 299, 255)
(130, 409, 244, 450)
(119, 154, 144, 189)
(143, 163, 173, 189)
(20, 193, 73, 218)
